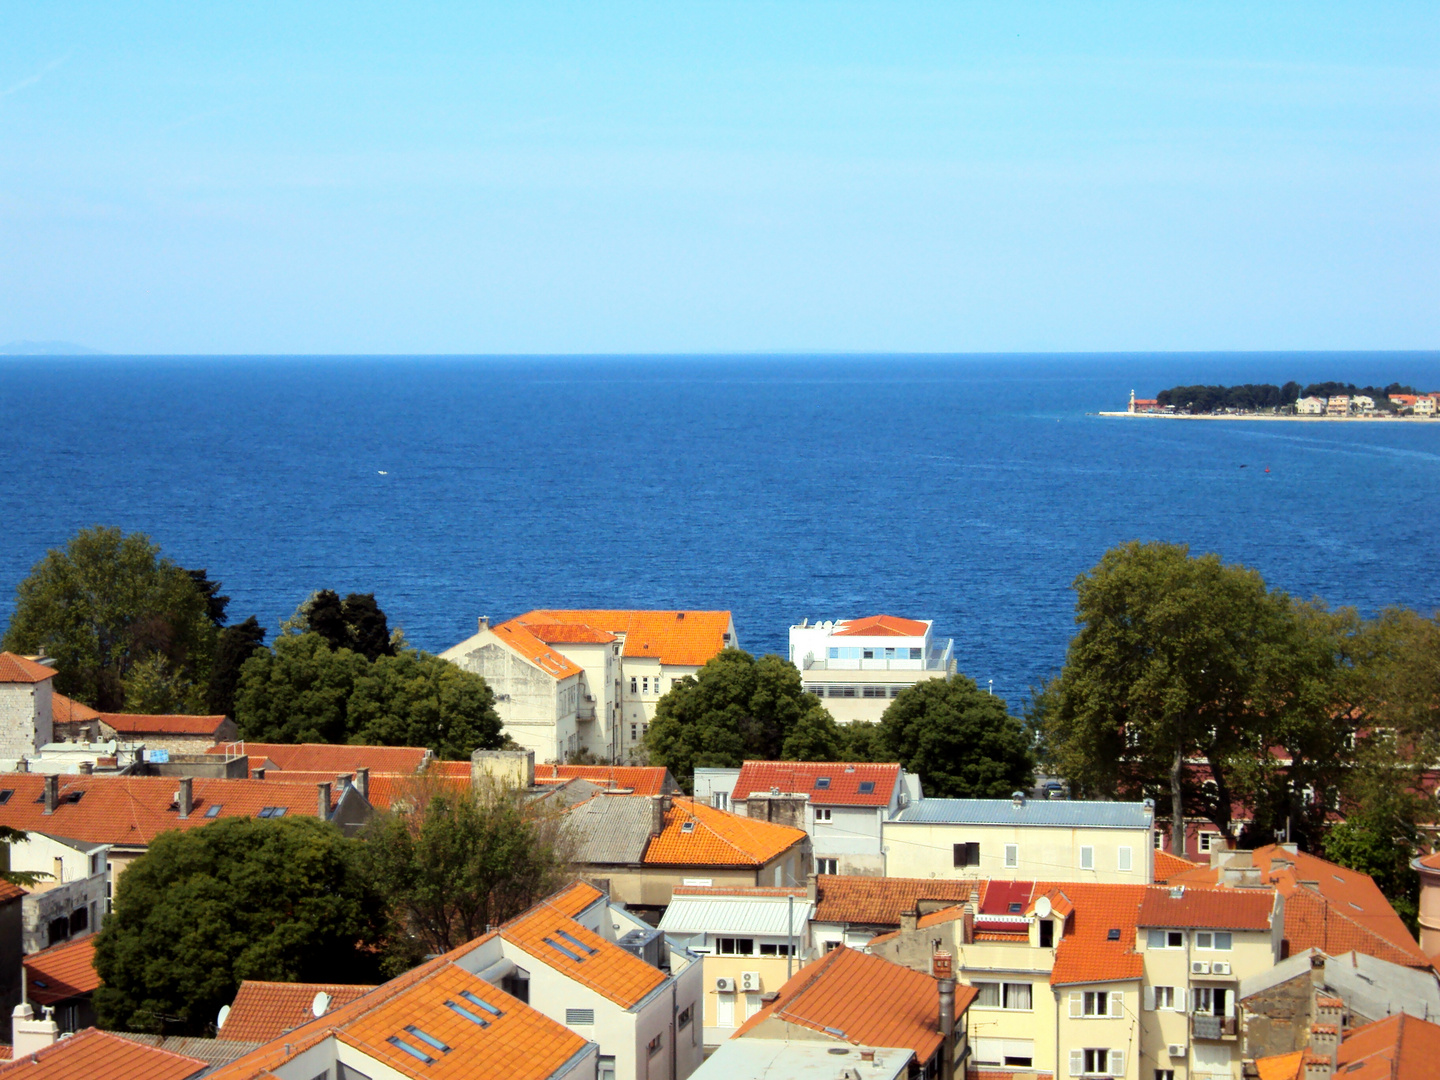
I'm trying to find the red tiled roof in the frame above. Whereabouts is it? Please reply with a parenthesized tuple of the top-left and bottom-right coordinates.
(0, 880, 24, 905)
(644, 796, 805, 868)
(519, 609, 733, 666)
(1039, 882, 1147, 986)
(735, 946, 971, 1061)
(812, 875, 980, 926)
(489, 620, 585, 681)
(518, 621, 617, 644)
(0, 1027, 206, 1080)
(217, 980, 378, 1043)
(832, 615, 929, 638)
(50, 693, 101, 725)
(1137, 886, 1275, 931)
(0, 774, 340, 847)
(499, 897, 665, 1008)
(0, 653, 56, 684)
(24, 936, 100, 1006)
(534, 764, 674, 796)
(427, 760, 473, 779)
(205, 742, 429, 774)
(1330, 1011, 1440, 1080)
(1153, 850, 1197, 883)
(100, 713, 229, 736)
(732, 761, 900, 807)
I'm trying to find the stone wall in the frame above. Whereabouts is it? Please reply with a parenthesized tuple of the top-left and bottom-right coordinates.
(1241, 966, 1316, 1059)
(21, 876, 106, 954)
(0, 682, 51, 761)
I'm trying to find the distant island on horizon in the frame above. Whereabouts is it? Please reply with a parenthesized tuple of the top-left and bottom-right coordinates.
(0, 340, 105, 356)
(1104, 381, 1440, 421)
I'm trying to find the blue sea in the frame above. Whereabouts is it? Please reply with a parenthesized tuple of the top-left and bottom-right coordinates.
(2, 353, 1438, 710)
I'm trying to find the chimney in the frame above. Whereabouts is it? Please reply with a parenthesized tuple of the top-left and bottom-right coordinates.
(934, 951, 956, 1080)
(355, 766, 370, 801)
(806, 872, 818, 905)
(78, 761, 93, 775)
(42, 775, 58, 815)
(1302, 1053, 1334, 1080)
(252, 767, 266, 780)
(12, 1003, 58, 1056)
(16, 757, 27, 774)
(1011, 790, 1025, 808)
(317, 782, 332, 820)
(1309, 1024, 1339, 1067)
(650, 795, 666, 838)
(337, 773, 352, 790)
(477, 616, 489, 633)
(178, 777, 193, 818)
(961, 909, 975, 946)
(900, 910, 918, 934)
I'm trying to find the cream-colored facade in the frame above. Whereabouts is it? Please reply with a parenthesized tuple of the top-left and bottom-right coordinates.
(882, 798, 1156, 884)
(582, 847, 807, 910)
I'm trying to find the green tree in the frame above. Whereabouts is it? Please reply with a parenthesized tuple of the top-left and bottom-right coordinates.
(207, 616, 267, 717)
(1037, 541, 1334, 854)
(347, 649, 504, 759)
(303, 589, 396, 662)
(93, 817, 386, 1035)
(838, 720, 887, 762)
(780, 708, 846, 762)
(233, 632, 367, 743)
(2, 527, 217, 711)
(645, 649, 835, 790)
(1349, 607, 1440, 755)
(362, 781, 574, 960)
(880, 676, 1034, 797)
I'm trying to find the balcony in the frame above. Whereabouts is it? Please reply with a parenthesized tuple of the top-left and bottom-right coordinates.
(1191, 1015, 1236, 1040)
(801, 639, 955, 673)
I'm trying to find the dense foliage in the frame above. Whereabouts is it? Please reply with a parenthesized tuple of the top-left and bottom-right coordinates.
(93, 817, 387, 1035)
(1154, 380, 1416, 414)
(304, 589, 397, 662)
(879, 676, 1035, 798)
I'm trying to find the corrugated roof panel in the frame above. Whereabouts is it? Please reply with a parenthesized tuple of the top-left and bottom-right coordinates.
(893, 798, 1153, 829)
(658, 896, 812, 938)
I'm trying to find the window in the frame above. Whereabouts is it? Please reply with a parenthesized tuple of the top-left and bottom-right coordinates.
(642, 677, 650, 694)
(815, 807, 832, 822)
(1153, 831, 1164, 850)
(678, 1005, 693, 1029)
(975, 1038, 1035, 1067)
(862, 648, 875, 660)
(1070, 1049, 1124, 1077)
(257, 807, 286, 818)
(205, 803, 223, 818)
(1004, 844, 1019, 869)
(1118, 846, 1132, 872)
(647, 1033, 663, 1057)
(1192, 987, 1230, 1017)
(1146, 985, 1176, 1010)
(974, 982, 1033, 1011)
(0, 790, 11, 805)
(1079, 846, 1094, 870)
(806, 686, 823, 696)
(598, 1060, 617, 1080)
(953, 842, 980, 867)
(1147, 930, 1185, 949)
(1198, 832, 1218, 852)
(69, 907, 87, 935)
(630, 677, 638, 693)
(862, 686, 885, 698)
(890, 686, 903, 697)
(1039, 920, 1054, 948)
(759, 942, 795, 956)
(1155, 1071, 1176, 1080)
(910, 648, 922, 659)
(1071, 990, 1123, 1018)
(630, 724, 638, 741)
(1195, 931, 1232, 950)
(816, 858, 838, 875)
(565, 1009, 595, 1025)
(716, 937, 754, 956)
(711, 792, 729, 810)
(857, 781, 875, 794)
(501, 970, 529, 1003)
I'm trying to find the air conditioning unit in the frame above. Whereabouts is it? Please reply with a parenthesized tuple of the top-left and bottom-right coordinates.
(715, 977, 735, 993)
(1167, 1044, 1186, 1058)
(1191, 961, 1211, 975)
(740, 972, 761, 992)
(1212, 961, 1232, 976)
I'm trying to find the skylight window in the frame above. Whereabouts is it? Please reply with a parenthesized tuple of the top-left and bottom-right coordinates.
(205, 804, 222, 818)
(681, 821, 696, 832)
(459, 990, 503, 1016)
(386, 1035, 435, 1064)
(1107, 929, 1121, 941)
(555, 929, 598, 955)
(404, 1026, 451, 1055)
(1008, 903, 1023, 914)
(0, 790, 12, 805)
(544, 937, 586, 962)
(257, 807, 286, 818)
(857, 781, 875, 794)
(445, 999, 490, 1028)
(814, 778, 831, 790)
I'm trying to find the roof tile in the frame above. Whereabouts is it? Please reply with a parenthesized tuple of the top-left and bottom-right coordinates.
(644, 796, 806, 868)
(0, 653, 57, 684)
(218, 981, 379, 1043)
(813, 875, 980, 926)
(534, 764, 674, 796)
(832, 615, 930, 637)
(204, 742, 430, 774)
(100, 713, 230, 736)
(519, 610, 733, 666)
(732, 761, 900, 807)
(24, 936, 100, 1005)
(0, 1027, 206, 1080)
(1137, 886, 1275, 930)
(498, 897, 664, 1008)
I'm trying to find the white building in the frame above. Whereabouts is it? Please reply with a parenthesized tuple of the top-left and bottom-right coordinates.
(442, 610, 737, 764)
(8, 832, 109, 953)
(1295, 396, 1326, 415)
(1416, 395, 1438, 417)
(1352, 394, 1376, 413)
(787, 616, 954, 724)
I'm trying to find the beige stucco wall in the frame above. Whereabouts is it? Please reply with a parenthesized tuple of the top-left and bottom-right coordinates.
(882, 821, 1155, 884)
(1418, 867, 1440, 957)
(440, 632, 580, 763)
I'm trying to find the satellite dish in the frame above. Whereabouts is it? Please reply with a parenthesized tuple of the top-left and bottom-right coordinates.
(311, 991, 331, 1018)
(1035, 896, 1052, 919)
(216, 1004, 231, 1031)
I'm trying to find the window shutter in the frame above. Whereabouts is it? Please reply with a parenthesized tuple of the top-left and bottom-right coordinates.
(953, 843, 964, 868)
(1069, 991, 1082, 1018)
(1069, 1049, 1084, 1077)
(1109, 990, 1123, 1017)
(1108, 1049, 1125, 1076)
(970, 843, 982, 866)
(1174, 990, 1188, 1014)
(1143, 986, 1156, 1011)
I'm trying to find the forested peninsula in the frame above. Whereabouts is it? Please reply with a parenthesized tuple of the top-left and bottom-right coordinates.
(1156, 381, 1418, 413)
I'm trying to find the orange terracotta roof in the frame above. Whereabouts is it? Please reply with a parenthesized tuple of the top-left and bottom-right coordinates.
(541, 880, 609, 917)
(517, 621, 617, 645)
(489, 620, 585, 681)
(50, 693, 100, 725)
(518, 610, 733, 666)
(1034, 882, 1148, 986)
(732, 761, 900, 806)
(205, 742, 429, 774)
(534, 764, 674, 796)
(24, 936, 100, 1006)
(735, 946, 969, 1061)
(0, 880, 25, 905)
(1328, 1011, 1440, 1080)
(0, 774, 340, 847)
(205, 952, 587, 1080)
(1254, 1050, 1305, 1080)
(832, 615, 930, 638)
(643, 796, 805, 868)
(1153, 850, 1198, 883)
(969, 1071, 1055, 1080)
(1137, 886, 1275, 930)
(100, 713, 229, 736)
(498, 899, 664, 1008)
(217, 980, 378, 1043)
(0, 653, 56, 683)
(0, 1027, 206, 1080)
(813, 875, 980, 926)
(428, 760, 473, 779)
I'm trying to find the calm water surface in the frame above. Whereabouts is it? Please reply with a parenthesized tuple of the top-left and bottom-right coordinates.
(2, 353, 1438, 709)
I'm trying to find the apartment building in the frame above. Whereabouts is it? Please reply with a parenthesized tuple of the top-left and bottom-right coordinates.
(1326, 395, 1351, 416)
(882, 793, 1156, 883)
(7, 832, 108, 952)
(441, 610, 737, 763)
(1295, 396, 1326, 415)
(788, 616, 955, 723)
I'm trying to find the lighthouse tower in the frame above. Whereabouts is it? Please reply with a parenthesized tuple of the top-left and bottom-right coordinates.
(1128, 389, 1136, 413)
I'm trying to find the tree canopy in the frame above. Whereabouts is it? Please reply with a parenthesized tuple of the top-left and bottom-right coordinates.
(879, 676, 1034, 797)
(303, 590, 396, 662)
(93, 817, 386, 1035)
(2, 527, 217, 711)
(234, 632, 502, 758)
(645, 648, 839, 790)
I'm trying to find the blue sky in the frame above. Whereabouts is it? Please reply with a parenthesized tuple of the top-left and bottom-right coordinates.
(1, 3, 1436, 354)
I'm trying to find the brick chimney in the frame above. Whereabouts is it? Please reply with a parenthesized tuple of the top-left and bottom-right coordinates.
(1302, 1051, 1334, 1080)
(42, 775, 58, 815)
(1309, 1024, 1339, 1067)
(178, 777, 193, 819)
(934, 950, 956, 1080)
(650, 794, 667, 838)
(317, 782, 332, 821)
(355, 766, 370, 801)
(900, 909, 919, 934)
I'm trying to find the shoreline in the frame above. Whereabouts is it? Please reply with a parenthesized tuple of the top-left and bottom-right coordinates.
(1097, 412, 1440, 422)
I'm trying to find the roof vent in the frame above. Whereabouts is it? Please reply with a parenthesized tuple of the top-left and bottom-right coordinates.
(1170, 886, 1185, 899)
(1011, 791, 1026, 807)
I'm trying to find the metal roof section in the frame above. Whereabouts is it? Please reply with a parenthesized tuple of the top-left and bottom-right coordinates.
(658, 895, 813, 938)
(691, 1039, 912, 1080)
(566, 795, 653, 864)
(891, 797, 1154, 829)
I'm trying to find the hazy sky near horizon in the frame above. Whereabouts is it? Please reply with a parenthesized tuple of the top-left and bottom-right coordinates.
(1, 3, 1436, 354)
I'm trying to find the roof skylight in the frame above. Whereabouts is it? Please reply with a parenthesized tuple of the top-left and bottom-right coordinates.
(404, 1026, 451, 1054)
(543, 936, 584, 961)
(555, 929, 599, 955)
(205, 804, 222, 818)
(459, 990, 503, 1016)
(445, 999, 490, 1028)
(1106, 929, 1121, 941)
(0, 790, 12, 804)
(257, 807, 286, 818)
(386, 1035, 436, 1064)
(814, 778, 831, 790)
(857, 781, 875, 794)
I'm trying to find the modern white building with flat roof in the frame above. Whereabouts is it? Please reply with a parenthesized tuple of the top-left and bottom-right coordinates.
(788, 615, 955, 723)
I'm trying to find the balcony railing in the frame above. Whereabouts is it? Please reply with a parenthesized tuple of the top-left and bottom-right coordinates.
(1191, 1015, 1236, 1040)
(801, 639, 955, 673)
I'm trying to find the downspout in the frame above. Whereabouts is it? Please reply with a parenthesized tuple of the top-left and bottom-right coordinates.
(1054, 989, 1061, 1080)
(670, 976, 677, 1080)
(787, 893, 794, 980)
